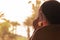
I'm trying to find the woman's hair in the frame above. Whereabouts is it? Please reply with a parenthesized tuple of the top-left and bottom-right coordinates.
(33, 17, 39, 30)
(39, 1, 60, 24)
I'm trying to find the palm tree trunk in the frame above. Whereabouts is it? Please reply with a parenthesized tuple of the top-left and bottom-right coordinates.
(27, 27, 30, 40)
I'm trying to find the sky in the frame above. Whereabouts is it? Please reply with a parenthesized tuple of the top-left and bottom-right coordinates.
(0, 0, 60, 37)
(0, 0, 32, 23)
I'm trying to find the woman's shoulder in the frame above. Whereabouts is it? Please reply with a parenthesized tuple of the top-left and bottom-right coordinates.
(35, 24, 60, 33)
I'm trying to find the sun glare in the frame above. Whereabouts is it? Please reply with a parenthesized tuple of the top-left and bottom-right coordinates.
(57, 0, 60, 2)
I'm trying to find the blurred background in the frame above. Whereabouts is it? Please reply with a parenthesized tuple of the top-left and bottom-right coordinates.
(0, 0, 59, 40)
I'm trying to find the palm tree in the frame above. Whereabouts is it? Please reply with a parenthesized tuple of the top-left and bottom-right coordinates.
(23, 17, 33, 40)
(0, 12, 20, 40)
(31, 0, 41, 20)
(23, 0, 41, 40)
(10, 21, 20, 33)
(2, 18, 20, 34)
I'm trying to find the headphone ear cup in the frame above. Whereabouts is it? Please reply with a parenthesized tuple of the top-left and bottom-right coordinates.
(38, 22, 43, 26)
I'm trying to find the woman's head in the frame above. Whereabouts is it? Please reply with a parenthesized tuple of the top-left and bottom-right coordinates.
(39, 1, 60, 24)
